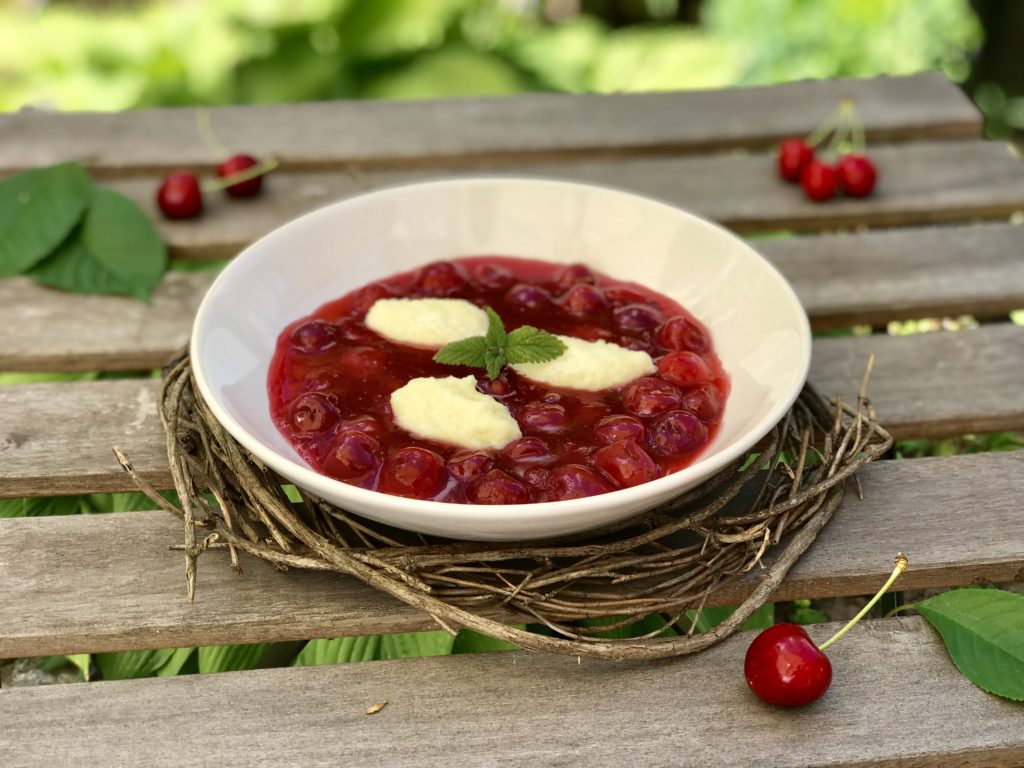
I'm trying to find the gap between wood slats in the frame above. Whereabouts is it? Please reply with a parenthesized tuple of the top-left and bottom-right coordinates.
(3, 221, 1023, 373)
(1, 451, 1022, 658)
(1, 323, 1022, 499)
(0, 73, 980, 177)
(1, 617, 1022, 768)
(94, 139, 1024, 262)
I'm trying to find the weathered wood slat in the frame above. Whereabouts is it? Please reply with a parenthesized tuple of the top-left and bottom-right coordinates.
(0, 73, 980, 176)
(2, 323, 1022, 498)
(1, 451, 1021, 658)
(4, 222, 1024, 372)
(2, 616, 1022, 768)
(108, 139, 1024, 261)
(760, 221, 1024, 330)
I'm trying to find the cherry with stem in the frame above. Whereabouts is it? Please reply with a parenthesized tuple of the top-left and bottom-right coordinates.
(745, 553, 909, 707)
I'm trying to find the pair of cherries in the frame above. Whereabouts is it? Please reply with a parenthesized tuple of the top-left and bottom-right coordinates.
(156, 153, 276, 219)
(744, 554, 907, 707)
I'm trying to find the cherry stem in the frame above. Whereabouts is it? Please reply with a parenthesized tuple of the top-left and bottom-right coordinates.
(805, 103, 844, 149)
(200, 157, 279, 193)
(823, 98, 855, 161)
(195, 109, 229, 161)
(818, 553, 908, 652)
(848, 103, 866, 154)
(883, 601, 919, 619)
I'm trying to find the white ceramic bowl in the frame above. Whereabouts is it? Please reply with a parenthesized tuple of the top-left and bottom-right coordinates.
(191, 177, 810, 541)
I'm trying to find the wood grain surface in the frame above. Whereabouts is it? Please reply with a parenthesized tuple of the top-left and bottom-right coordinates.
(2, 324, 1022, 498)
(2, 617, 1022, 768)
(0, 73, 980, 176)
(2, 451, 1021, 658)
(3, 222, 1023, 372)
(98, 139, 1024, 261)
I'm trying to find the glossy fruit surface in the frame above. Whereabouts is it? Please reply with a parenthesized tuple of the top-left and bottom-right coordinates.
(777, 139, 814, 183)
(837, 154, 877, 198)
(744, 623, 833, 707)
(157, 171, 203, 219)
(800, 160, 839, 202)
(216, 153, 263, 198)
(268, 257, 728, 503)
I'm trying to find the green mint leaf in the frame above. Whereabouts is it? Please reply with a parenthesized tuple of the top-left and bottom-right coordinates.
(28, 230, 136, 297)
(0, 162, 93, 276)
(484, 306, 507, 350)
(82, 188, 167, 302)
(483, 348, 506, 380)
(916, 588, 1024, 701)
(433, 336, 488, 368)
(505, 326, 567, 365)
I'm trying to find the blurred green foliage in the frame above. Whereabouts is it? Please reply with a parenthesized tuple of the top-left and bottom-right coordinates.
(0, 0, 983, 112)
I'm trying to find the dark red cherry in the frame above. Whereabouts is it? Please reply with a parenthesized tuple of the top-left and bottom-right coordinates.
(547, 464, 612, 500)
(594, 415, 645, 444)
(156, 171, 203, 219)
(680, 383, 723, 421)
(289, 320, 339, 354)
(621, 377, 682, 417)
(657, 351, 712, 387)
(447, 450, 493, 482)
(287, 393, 339, 436)
(378, 447, 447, 499)
(744, 623, 832, 707)
(416, 261, 467, 296)
(801, 159, 839, 202)
(505, 283, 552, 311)
(518, 401, 568, 434)
(777, 139, 814, 183)
(323, 430, 381, 482)
(593, 441, 660, 488)
(216, 153, 263, 198)
(837, 154, 877, 198)
(655, 316, 708, 353)
(466, 469, 530, 504)
(554, 263, 596, 287)
(613, 303, 662, 334)
(647, 410, 707, 458)
(562, 284, 608, 316)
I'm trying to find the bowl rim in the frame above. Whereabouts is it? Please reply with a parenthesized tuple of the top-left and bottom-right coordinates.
(190, 175, 812, 525)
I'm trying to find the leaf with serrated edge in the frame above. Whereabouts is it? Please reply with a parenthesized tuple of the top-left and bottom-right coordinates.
(916, 588, 1024, 701)
(82, 188, 167, 301)
(0, 163, 93, 276)
(484, 306, 507, 349)
(433, 335, 487, 367)
(484, 348, 505, 380)
(506, 326, 566, 364)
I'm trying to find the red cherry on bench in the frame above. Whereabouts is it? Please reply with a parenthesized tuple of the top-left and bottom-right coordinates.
(157, 171, 203, 219)
(777, 138, 814, 183)
(744, 624, 833, 707)
(216, 153, 263, 198)
(800, 160, 839, 202)
(837, 154, 877, 198)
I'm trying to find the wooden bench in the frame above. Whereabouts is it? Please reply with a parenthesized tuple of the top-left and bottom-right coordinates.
(2, 72, 1024, 767)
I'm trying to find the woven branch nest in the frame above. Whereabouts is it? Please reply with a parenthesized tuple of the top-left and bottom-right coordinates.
(115, 351, 891, 661)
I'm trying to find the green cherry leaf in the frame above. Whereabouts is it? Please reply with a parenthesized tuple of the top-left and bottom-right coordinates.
(916, 588, 1024, 701)
(81, 188, 167, 302)
(505, 326, 567, 365)
(27, 231, 136, 297)
(0, 162, 93, 276)
(433, 336, 488, 368)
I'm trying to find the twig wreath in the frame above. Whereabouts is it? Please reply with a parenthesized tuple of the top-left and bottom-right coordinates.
(115, 350, 891, 661)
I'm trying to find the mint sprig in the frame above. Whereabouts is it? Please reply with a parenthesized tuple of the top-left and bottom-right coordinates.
(433, 307, 566, 379)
